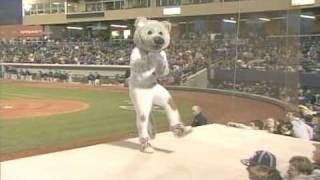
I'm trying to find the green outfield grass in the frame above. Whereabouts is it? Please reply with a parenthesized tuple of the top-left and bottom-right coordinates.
(0, 83, 193, 158)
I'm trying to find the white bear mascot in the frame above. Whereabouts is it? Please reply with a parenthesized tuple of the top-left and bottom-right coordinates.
(129, 17, 192, 153)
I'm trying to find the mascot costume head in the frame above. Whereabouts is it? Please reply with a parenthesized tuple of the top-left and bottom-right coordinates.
(133, 17, 171, 52)
(129, 17, 192, 153)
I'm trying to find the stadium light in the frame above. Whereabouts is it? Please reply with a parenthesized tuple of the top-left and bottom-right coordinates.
(23, 3, 32, 11)
(66, 26, 83, 30)
(259, 18, 271, 22)
(300, 14, 316, 19)
(272, 17, 287, 20)
(292, 0, 315, 6)
(163, 7, 181, 15)
(223, 19, 237, 24)
(110, 24, 128, 28)
(124, 30, 131, 39)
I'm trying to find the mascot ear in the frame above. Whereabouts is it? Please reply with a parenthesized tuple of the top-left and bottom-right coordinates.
(161, 21, 171, 32)
(135, 17, 148, 28)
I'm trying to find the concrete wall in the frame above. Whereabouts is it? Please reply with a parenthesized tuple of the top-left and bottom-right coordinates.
(1, 62, 295, 111)
(0, 63, 130, 77)
(208, 68, 320, 88)
(168, 86, 295, 112)
(183, 68, 208, 88)
(24, 14, 67, 25)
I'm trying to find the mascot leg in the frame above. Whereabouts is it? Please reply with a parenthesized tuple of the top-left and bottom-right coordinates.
(153, 85, 192, 137)
(129, 88, 154, 153)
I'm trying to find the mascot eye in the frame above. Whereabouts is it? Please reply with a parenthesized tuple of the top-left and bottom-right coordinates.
(159, 32, 163, 35)
(147, 30, 153, 35)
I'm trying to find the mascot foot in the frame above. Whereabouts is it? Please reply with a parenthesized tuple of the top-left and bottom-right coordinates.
(140, 138, 154, 153)
(171, 124, 193, 138)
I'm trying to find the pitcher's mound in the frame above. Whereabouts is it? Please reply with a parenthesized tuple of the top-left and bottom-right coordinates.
(0, 99, 89, 119)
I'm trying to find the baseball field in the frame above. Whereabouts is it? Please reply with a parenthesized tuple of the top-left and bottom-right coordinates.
(0, 81, 193, 160)
(0, 80, 285, 161)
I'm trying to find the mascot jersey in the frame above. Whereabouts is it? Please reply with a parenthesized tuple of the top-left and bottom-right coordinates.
(129, 47, 169, 88)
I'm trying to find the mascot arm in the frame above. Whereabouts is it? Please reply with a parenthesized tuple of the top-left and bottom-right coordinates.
(156, 51, 170, 77)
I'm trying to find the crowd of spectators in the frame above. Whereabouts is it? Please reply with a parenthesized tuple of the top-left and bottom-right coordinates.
(209, 80, 320, 106)
(1, 33, 320, 72)
(209, 80, 285, 99)
(0, 39, 131, 65)
(1, 35, 319, 103)
(1, 33, 319, 94)
(0, 38, 209, 84)
(227, 103, 320, 179)
(1, 32, 319, 82)
(227, 87, 319, 147)
(240, 148, 320, 180)
(210, 34, 320, 73)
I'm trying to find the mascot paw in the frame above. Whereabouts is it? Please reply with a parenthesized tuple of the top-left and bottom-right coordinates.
(171, 124, 193, 138)
(140, 142, 154, 153)
(140, 137, 154, 153)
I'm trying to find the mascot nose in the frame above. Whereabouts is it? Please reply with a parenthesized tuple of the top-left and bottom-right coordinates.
(154, 36, 164, 45)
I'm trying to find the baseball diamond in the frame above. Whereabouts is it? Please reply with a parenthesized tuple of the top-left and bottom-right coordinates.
(0, 80, 285, 161)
